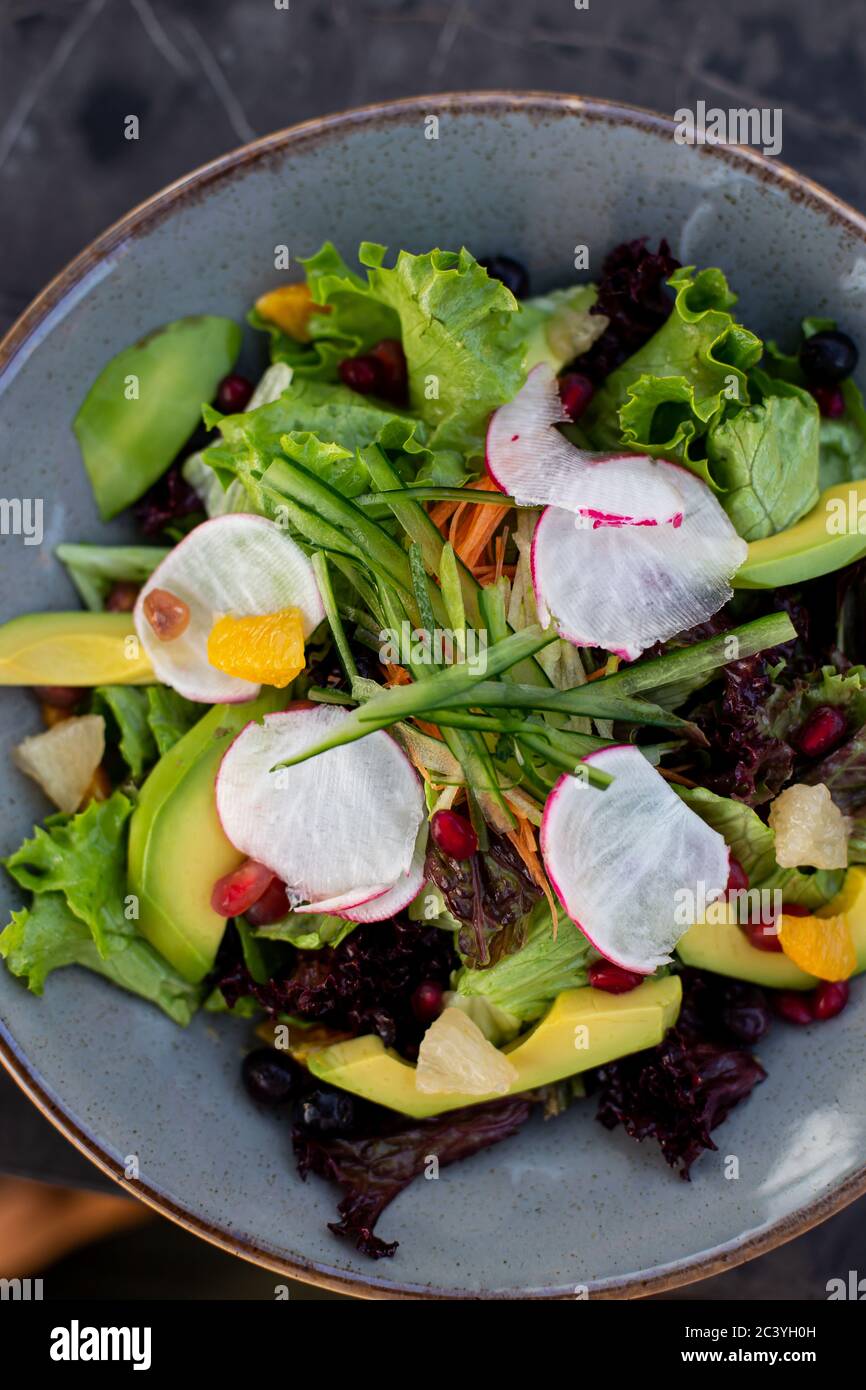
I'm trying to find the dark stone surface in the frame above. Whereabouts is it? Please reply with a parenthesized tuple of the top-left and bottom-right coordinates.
(1, 0, 865, 1299)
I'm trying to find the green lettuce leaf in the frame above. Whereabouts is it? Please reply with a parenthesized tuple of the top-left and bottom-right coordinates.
(145, 687, 200, 756)
(2, 794, 202, 1022)
(55, 543, 169, 611)
(91, 687, 156, 781)
(676, 784, 844, 907)
(252, 910, 358, 951)
(453, 900, 592, 1022)
(0, 892, 200, 1025)
(5, 793, 133, 955)
(704, 370, 820, 540)
(585, 266, 763, 462)
(89, 685, 200, 778)
(510, 284, 604, 372)
(356, 242, 524, 455)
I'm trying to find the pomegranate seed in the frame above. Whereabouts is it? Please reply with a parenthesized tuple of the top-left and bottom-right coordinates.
(105, 580, 140, 613)
(211, 859, 275, 917)
(338, 355, 381, 395)
(726, 856, 749, 893)
(793, 704, 847, 759)
(588, 959, 643, 993)
(810, 385, 845, 419)
(245, 876, 291, 927)
(369, 339, 408, 402)
(411, 981, 444, 1024)
(774, 990, 814, 1025)
(216, 373, 254, 414)
(742, 918, 783, 952)
(558, 372, 595, 421)
(33, 684, 82, 708)
(811, 979, 850, 1021)
(742, 900, 808, 953)
(143, 588, 190, 641)
(430, 809, 478, 860)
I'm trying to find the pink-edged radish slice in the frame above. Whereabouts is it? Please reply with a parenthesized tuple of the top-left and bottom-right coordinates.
(133, 513, 324, 703)
(216, 704, 425, 904)
(540, 744, 729, 974)
(486, 364, 684, 525)
(292, 883, 394, 916)
(338, 824, 429, 922)
(531, 461, 747, 660)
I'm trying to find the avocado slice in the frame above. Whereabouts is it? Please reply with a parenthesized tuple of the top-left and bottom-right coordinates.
(128, 689, 285, 983)
(306, 975, 682, 1119)
(0, 611, 154, 686)
(733, 480, 866, 590)
(74, 316, 242, 520)
(677, 867, 866, 989)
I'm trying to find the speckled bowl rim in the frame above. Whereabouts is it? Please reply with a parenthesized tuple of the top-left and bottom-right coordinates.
(2, 91, 866, 1301)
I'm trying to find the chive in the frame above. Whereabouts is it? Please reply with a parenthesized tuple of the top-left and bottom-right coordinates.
(408, 542, 438, 661)
(311, 552, 358, 686)
(589, 613, 796, 698)
(354, 486, 518, 507)
(356, 626, 558, 725)
(439, 542, 465, 638)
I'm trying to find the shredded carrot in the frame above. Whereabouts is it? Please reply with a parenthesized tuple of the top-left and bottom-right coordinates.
(507, 816, 559, 937)
(429, 498, 461, 531)
(430, 475, 511, 573)
(384, 663, 412, 686)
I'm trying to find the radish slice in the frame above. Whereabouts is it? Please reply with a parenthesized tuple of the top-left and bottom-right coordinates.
(531, 463, 747, 660)
(216, 704, 425, 905)
(486, 364, 684, 525)
(133, 514, 324, 703)
(540, 745, 729, 974)
(338, 824, 429, 922)
(293, 883, 394, 915)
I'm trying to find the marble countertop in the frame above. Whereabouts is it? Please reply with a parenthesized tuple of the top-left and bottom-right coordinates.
(1, 0, 865, 1299)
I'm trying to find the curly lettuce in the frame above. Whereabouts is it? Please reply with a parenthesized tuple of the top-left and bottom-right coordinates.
(1, 793, 200, 1022)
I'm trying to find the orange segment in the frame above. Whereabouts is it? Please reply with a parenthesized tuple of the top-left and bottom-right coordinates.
(254, 284, 329, 342)
(207, 607, 306, 688)
(778, 911, 857, 982)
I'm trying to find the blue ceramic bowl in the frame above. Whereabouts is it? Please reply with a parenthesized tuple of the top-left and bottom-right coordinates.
(2, 94, 866, 1299)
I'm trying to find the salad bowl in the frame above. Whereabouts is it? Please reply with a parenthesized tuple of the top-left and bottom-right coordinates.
(2, 93, 866, 1300)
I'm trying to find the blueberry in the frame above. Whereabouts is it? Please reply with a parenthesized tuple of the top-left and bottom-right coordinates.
(480, 254, 530, 299)
(241, 1048, 300, 1105)
(800, 330, 859, 385)
(295, 1086, 357, 1136)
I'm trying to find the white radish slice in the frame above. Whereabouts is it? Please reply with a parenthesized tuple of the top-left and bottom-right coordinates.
(540, 745, 729, 974)
(531, 462, 747, 660)
(293, 883, 394, 915)
(216, 704, 425, 905)
(486, 364, 684, 525)
(338, 823, 429, 922)
(133, 513, 324, 703)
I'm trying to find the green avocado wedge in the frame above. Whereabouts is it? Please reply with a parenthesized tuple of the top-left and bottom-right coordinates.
(0, 611, 153, 685)
(74, 316, 242, 520)
(128, 689, 285, 984)
(306, 975, 682, 1119)
(676, 867, 866, 989)
(733, 479, 866, 589)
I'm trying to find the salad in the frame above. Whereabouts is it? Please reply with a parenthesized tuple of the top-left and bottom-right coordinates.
(2, 237, 866, 1260)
